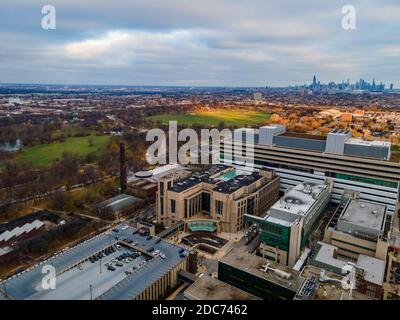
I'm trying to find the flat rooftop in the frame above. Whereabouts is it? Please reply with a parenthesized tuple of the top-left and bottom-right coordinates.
(300, 265, 371, 300)
(213, 171, 269, 194)
(310, 242, 348, 273)
(269, 182, 329, 221)
(169, 164, 229, 193)
(1, 225, 188, 300)
(356, 255, 385, 286)
(168, 165, 273, 195)
(309, 242, 386, 286)
(236, 125, 394, 161)
(220, 248, 300, 292)
(184, 275, 260, 300)
(280, 131, 326, 141)
(128, 164, 191, 184)
(346, 138, 391, 148)
(337, 199, 386, 239)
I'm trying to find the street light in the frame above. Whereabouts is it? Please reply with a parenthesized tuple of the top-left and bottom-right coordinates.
(89, 284, 93, 300)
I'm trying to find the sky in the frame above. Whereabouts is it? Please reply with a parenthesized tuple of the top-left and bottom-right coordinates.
(1, 0, 400, 87)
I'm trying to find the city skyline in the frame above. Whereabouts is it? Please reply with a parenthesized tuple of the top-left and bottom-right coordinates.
(0, 74, 397, 90)
(1, 0, 400, 87)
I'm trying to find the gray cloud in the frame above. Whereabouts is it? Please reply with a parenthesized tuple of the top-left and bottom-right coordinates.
(0, 0, 399, 86)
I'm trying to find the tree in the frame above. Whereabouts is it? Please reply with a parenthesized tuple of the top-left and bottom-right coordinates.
(88, 137, 94, 147)
(51, 191, 72, 211)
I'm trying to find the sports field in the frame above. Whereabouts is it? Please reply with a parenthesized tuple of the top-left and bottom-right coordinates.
(147, 110, 271, 127)
(16, 135, 109, 167)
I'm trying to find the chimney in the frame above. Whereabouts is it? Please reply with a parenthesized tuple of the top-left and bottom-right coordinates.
(120, 142, 127, 193)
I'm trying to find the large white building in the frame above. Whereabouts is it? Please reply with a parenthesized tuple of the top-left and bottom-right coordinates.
(245, 181, 332, 267)
(221, 125, 399, 216)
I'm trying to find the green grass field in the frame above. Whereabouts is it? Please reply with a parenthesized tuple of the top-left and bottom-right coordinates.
(392, 145, 400, 153)
(147, 110, 271, 127)
(16, 135, 109, 168)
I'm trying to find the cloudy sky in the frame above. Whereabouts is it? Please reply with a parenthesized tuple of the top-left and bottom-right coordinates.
(1, 0, 400, 87)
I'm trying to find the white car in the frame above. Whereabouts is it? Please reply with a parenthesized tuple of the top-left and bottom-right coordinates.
(160, 254, 166, 259)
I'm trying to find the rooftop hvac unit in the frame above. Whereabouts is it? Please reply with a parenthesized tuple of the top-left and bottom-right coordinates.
(260, 263, 292, 280)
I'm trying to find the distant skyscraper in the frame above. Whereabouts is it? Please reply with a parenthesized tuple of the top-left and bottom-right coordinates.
(308, 75, 386, 92)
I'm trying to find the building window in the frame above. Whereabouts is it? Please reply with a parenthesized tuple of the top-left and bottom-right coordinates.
(266, 222, 282, 235)
(159, 182, 164, 195)
(201, 192, 211, 213)
(216, 200, 223, 215)
(367, 285, 376, 292)
(247, 196, 255, 215)
(171, 200, 176, 213)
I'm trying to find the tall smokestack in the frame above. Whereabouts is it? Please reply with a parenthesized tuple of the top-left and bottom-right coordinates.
(120, 142, 127, 193)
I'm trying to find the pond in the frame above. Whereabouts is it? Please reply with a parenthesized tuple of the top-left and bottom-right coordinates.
(0, 139, 22, 152)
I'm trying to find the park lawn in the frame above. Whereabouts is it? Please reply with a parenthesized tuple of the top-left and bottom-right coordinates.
(147, 110, 271, 127)
(392, 145, 400, 153)
(16, 135, 109, 168)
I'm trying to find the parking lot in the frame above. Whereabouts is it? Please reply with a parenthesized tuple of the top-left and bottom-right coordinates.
(1, 224, 188, 300)
(29, 245, 148, 300)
